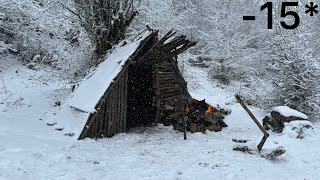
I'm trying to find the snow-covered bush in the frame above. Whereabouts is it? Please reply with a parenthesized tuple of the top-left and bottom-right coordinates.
(0, 0, 92, 79)
(265, 31, 320, 121)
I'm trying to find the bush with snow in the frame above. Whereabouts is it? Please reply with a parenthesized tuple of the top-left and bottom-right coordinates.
(0, 0, 92, 79)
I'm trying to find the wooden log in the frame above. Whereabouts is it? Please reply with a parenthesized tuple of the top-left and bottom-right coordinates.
(161, 88, 182, 94)
(112, 88, 117, 135)
(123, 70, 128, 131)
(160, 96, 180, 102)
(182, 103, 187, 140)
(101, 99, 107, 137)
(159, 82, 180, 87)
(108, 89, 114, 137)
(169, 41, 197, 57)
(157, 64, 174, 69)
(114, 83, 119, 134)
(158, 78, 179, 83)
(94, 116, 99, 138)
(154, 29, 176, 47)
(119, 73, 123, 132)
(97, 105, 104, 138)
(160, 35, 186, 49)
(90, 117, 96, 138)
(161, 92, 181, 99)
(159, 69, 173, 72)
(118, 78, 122, 133)
(158, 69, 175, 74)
(113, 81, 118, 134)
(161, 37, 188, 52)
(103, 98, 109, 137)
(158, 78, 179, 82)
(157, 72, 176, 75)
(154, 65, 162, 123)
(120, 72, 124, 132)
(115, 88, 120, 134)
(159, 79, 180, 83)
(106, 93, 112, 137)
(158, 74, 177, 79)
(159, 86, 181, 92)
(160, 84, 180, 89)
(120, 74, 124, 132)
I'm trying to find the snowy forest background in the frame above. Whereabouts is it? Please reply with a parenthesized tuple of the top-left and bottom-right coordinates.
(1, 0, 319, 120)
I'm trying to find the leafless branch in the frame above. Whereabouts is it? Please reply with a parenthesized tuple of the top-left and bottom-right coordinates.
(0, 76, 7, 95)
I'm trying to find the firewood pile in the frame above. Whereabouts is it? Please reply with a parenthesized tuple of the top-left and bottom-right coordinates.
(161, 99, 229, 133)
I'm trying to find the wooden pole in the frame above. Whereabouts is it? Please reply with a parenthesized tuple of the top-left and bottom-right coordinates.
(181, 101, 188, 140)
(235, 94, 269, 151)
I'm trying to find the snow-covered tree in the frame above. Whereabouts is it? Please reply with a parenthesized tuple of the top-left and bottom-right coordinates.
(265, 30, 320, 120)
(0, 0, 92, 79)
(71, 0, 138, 59)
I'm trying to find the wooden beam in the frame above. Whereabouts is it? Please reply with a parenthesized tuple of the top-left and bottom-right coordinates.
(123, 70, 128, 131)
(235, 94, 269, 151)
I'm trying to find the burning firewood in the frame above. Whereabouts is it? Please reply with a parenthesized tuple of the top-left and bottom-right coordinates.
(165, 98, 228, 133)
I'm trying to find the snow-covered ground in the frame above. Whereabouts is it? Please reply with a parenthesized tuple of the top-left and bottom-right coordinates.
(1, 57, 320, 180)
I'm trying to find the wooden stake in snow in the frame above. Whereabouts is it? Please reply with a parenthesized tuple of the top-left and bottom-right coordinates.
(235, 94, 269, 151)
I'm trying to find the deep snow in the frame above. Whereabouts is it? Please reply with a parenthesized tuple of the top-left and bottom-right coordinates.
(1, 57, 320, 180)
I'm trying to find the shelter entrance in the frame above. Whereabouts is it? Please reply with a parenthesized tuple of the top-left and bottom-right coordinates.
(126, 65, 156, 128)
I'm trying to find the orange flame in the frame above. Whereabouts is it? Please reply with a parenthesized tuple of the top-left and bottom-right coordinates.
(206, 106, 214, 113)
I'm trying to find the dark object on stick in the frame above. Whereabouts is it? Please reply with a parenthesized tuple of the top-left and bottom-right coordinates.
(235, 94, 269, 151)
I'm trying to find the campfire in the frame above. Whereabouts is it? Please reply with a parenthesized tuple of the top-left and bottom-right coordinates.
(206, 106, 214, 113)
(162, 98, 229, 133)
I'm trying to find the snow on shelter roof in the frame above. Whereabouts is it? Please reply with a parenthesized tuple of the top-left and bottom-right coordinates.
(68, 31, 152, 113)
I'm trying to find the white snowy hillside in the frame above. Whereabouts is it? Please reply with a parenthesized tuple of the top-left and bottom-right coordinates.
(1, 57, 320, 179)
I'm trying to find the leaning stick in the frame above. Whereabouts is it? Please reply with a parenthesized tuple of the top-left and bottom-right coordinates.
(235, 94, 269, 151)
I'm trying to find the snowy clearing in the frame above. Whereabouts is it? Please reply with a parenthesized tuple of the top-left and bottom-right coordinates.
(1, 57, 320, 180)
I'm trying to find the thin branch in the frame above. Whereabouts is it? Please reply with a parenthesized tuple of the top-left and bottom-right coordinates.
(58, 2, 83, 21)
(0, 76, 7, 95)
